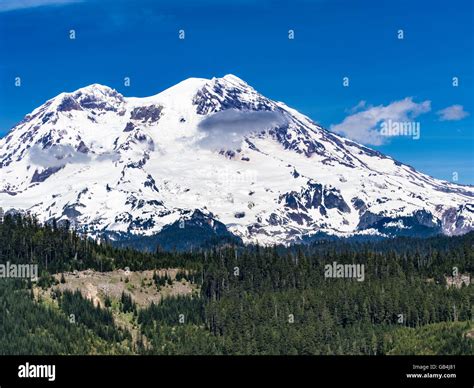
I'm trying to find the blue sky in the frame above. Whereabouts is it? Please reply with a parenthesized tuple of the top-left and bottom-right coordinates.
(0, 0, 473, 183)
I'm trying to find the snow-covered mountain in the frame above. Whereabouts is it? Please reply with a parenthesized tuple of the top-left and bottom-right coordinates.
(1, 74, 473, 247)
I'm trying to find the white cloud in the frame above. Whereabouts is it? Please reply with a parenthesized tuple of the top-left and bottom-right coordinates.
(437, 105, 469, 121)
(330, 97, 431, 145)
(0, 0, 81, 12)
(197, 109, 288, 150)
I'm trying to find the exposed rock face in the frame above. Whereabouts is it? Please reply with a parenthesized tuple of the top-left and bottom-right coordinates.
(31, 166, 64, 183)
(130, 105, 163, 123)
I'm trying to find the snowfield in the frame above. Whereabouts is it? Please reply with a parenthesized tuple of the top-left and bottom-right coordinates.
(0, 74, 473, 245)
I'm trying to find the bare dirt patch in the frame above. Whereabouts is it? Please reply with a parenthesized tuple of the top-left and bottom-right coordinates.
(36, 268, 198, 308)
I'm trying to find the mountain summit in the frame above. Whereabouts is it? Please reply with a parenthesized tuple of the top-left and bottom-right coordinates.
(1, 75, 473, 247)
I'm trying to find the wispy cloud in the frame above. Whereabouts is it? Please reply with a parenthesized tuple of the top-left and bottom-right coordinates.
(29, 144, 118, 168)
(345, 100, 368, 114)
(437, 105, 469, 121)
(29, 144, 89, 168)
(0, 0, 81, 12)
(331, 97, 431, 145)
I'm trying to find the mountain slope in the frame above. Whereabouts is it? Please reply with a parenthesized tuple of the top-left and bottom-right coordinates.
(0, 74, 473, 246)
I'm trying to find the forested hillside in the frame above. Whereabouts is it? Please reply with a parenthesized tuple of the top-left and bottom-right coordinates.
(0, 214, 472, 355)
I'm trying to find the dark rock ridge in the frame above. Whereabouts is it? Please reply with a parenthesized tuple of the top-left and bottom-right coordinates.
(106, 210, 242, 251)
